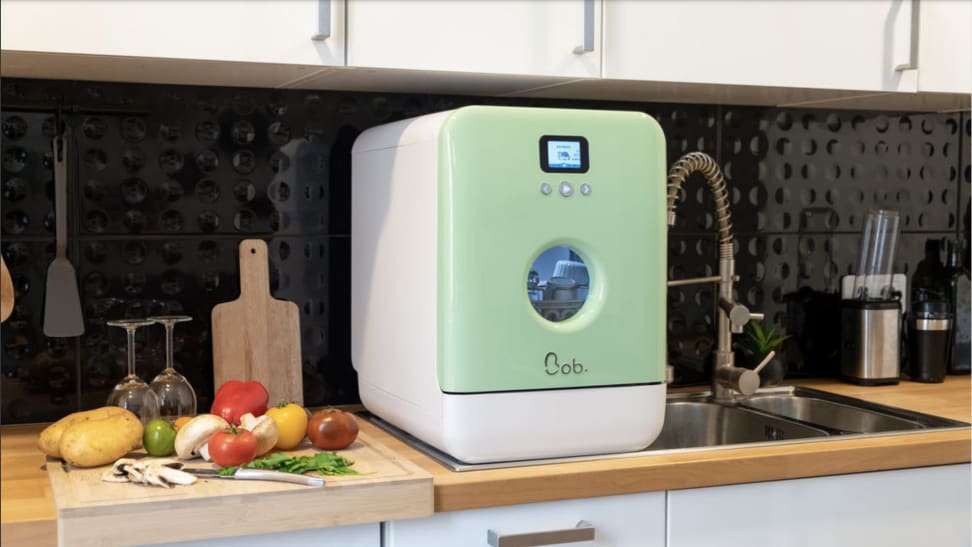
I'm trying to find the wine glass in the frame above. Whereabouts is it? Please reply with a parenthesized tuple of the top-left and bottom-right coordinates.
(106, 318, 160, 424)
(147, 315, 197, 421)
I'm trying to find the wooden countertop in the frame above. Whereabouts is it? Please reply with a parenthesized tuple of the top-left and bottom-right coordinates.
(3, 377, 970, 545)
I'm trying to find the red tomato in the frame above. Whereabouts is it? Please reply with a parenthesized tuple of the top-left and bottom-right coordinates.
(208, 428, 258, 467)
(306, 408, 359, 450)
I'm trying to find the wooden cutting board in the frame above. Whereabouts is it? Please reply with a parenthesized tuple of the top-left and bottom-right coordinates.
(212, 239, 303, 406)
(45, 425, 433, 546)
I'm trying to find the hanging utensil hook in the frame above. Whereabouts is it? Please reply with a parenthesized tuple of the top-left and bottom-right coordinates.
(54, 104, 65, 161)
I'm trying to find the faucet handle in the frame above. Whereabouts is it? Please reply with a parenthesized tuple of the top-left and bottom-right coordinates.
(736, 350, 777, 396)
(753, 350, 777, 373)
(718, 297, 752, 332)
(736, 369, 761, 396)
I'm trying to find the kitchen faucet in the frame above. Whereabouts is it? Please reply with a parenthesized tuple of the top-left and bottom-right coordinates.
(665, 152, 775, 402)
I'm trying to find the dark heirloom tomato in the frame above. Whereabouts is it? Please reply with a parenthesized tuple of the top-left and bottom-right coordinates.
(306, 408, 359, 450)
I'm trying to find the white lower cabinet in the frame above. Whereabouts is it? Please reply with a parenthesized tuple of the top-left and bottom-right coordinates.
(668, 464, 972, 547)
(148, 523, 379, 547)
(383, 492, 665, 547)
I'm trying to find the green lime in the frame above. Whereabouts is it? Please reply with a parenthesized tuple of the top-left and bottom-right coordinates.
(143, 418, 176, 457)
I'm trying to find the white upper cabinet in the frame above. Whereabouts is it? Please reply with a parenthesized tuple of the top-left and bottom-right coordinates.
(346, 0, 601, 78)
(0, 0, 964, 107)
(918, 0, 972, 94)
(0, 0, 345, 66)
(602, 0, 920, 93)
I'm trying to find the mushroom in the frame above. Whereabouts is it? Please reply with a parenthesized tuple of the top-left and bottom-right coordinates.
(100, 457, 198, 488)
(239, 413, 279, 456)
(173, 414, 229, 460)
(109, 458, 138, 476)
(151, 458, 184, 470)
(153, 465, 198, 486)
(198, 442, 211, 462)
(143, 471, 171, 489)
(125, 465, 146, 484)
(100, 471, 130, 483)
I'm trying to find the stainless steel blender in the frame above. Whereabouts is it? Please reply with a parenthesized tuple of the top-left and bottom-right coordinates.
(841, 210, 903, 385)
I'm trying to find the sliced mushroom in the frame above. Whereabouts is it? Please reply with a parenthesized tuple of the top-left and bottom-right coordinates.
(100, 456, 198, 487)
(100, 471, 130, 483)
(154, 465, 198, 486)
(143, 470, 172, 489)
(151, 458, 184, 470)
(110, 458, 138, 476)
(126, 466, 146, 484)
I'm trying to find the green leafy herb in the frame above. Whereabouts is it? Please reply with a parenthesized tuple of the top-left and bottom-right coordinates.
(736, 320, 790, 357)
(219, 451, 361, 477)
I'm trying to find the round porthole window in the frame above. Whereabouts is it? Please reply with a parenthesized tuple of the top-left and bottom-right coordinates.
(527, 246, 590, 322)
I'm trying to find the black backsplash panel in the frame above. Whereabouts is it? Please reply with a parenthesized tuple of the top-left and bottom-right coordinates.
(1, 78, 968, 423)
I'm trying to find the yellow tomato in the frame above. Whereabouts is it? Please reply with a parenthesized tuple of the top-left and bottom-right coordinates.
(265, 402, 309, 450)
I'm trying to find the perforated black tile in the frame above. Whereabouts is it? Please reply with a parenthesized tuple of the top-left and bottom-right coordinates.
(725, 109, 960, 234)
(1, 77, 969, 422)
(2, 113, 60, 238)
(961, 112, 971, 242)
(1, 240, 77, 423)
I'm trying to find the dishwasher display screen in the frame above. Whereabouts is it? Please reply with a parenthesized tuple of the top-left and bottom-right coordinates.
(540, 136, 589, 173)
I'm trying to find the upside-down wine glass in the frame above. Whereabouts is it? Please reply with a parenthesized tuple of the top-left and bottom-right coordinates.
(147, 315, 197, 421)
(106, 318, 160, 424)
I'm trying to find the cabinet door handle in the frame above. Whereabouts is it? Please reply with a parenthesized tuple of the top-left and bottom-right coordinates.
(894, 0, 920, 71)
(487, 520, 595, 547)
(311, 0, 331, 40)
(572, 0, 595, 54)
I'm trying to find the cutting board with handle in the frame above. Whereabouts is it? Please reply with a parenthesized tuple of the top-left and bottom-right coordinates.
(1, 257, 14, 323)
(212, 239, 303, 406)
(45, 424, 433, 546)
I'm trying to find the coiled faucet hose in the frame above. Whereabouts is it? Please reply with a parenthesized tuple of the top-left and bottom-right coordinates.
(666, 151, 733, 250)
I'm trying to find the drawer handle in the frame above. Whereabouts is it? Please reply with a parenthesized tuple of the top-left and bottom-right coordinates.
(487, 520, 595, 547)
(311, 0, 331, 41)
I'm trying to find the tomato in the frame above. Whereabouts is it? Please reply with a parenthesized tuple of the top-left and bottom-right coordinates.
(265, 402, 309, 450)
(208, 427, 258, 467)
(143, 419, 176, 457)
(306, 408, 359, 450)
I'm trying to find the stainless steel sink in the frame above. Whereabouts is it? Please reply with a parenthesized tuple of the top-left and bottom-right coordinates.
(742, 392, 924, 434)
(648, 400, 829, 450)
(740, 386, 966, 432)
(365, 385, 968, 471)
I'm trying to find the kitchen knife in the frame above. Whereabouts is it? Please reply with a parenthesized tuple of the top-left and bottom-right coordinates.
(185, 467, 325, 487)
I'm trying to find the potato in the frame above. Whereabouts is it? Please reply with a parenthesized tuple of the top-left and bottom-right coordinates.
(38, 406, 132, 458)
(58, 409, 143, 468)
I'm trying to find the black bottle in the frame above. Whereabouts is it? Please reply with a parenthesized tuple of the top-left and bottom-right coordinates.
(912, 239, 946, 305)
(945, 239, 971, 374)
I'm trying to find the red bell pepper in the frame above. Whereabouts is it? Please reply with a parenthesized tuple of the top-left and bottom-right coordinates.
(211, 380, 269, 425)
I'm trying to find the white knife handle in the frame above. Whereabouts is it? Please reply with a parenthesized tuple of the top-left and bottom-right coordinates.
(235, 468, 325, 487)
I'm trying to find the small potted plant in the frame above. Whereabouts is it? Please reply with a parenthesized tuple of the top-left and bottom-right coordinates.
(735, 320, 790, 387)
